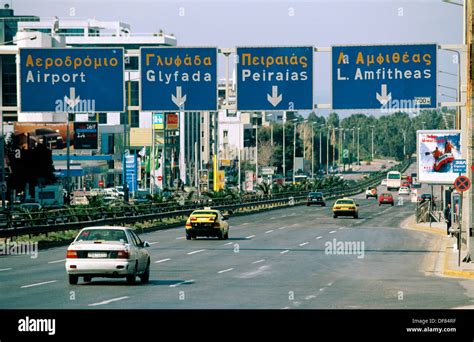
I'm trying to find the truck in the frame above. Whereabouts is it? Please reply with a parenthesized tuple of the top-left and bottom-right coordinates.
(386, 171, 402, 191)
(25, 184, 64, 208)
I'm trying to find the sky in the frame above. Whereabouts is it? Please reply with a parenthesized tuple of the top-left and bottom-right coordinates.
(7, 0, 463, 117)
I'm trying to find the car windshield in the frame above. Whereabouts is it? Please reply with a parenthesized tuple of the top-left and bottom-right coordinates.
(309, 192, 322, 197)
(76, 229, 128, 242)
(336, 200, 354, 205)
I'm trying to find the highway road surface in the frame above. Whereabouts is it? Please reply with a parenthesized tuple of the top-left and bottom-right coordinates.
(0, 165, 472, 309)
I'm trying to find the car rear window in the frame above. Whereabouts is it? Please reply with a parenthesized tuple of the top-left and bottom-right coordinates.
(336, 200, 354, 205)
(77, 229, 127, 242)
(382, 193, 392, 197)
(309, 192, 322, 197)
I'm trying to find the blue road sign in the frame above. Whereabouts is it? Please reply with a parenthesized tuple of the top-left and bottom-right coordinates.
(453, 159, 467, 174)
(140, 47, 217, 111)
(19, 48, 124, 112)
(332, 44, 437, 110)
(236, 46, 313, 111)
(124, 154, 138, 193)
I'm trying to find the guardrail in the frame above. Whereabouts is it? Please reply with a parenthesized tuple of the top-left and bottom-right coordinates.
(0, 159, 411, 239)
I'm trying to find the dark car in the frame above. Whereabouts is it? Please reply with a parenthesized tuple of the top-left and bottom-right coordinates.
(306, 192, 326, 206)
(378, 193, 394, 206)
(417, 193, 433, 203)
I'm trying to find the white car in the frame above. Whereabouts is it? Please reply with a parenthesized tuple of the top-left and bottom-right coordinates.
(398, 186, 411, 196)
(381, 179, 388, 187)
(65, 226, 151, 285)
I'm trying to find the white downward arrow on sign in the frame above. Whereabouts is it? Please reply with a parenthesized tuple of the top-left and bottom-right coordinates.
(172, 86, 187, 108)
(64, 87, 81, 109)
(267, 85, 282, 107)
(376, 84, 391, 106)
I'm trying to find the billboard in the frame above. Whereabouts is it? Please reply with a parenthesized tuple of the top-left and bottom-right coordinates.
(13, 122, 98, 150)
(13, 122, 72, 150)
(73, 122, 98, 150)
(417, 130, 462, 184)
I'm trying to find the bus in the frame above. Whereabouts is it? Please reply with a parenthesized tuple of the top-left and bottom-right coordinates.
(386, 171, 402, 191)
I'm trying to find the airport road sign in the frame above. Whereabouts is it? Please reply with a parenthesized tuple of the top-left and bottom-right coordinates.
(19, 48, 125, 112)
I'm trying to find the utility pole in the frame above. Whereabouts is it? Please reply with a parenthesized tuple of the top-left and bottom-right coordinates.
(293, 121, 296, 184)
(357, 127, 360, 166)
(311, 123, 314, 178)
(283, 112, 286, 181)
(370, 125, 375, 161)
(326, 126, 330, 176)
(319, 125, 323, 174)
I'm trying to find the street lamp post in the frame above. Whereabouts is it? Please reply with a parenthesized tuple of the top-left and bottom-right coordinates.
(326, 126, 330, 175)
(357, 127, 361, 165)
(319, 124, 323, 174)
(402, 131, 406, 158)
(293, 120, 296, 184)
(370, 125, 375, 161)
(283, 114, 286, 181)
(311, 122, 314, 179)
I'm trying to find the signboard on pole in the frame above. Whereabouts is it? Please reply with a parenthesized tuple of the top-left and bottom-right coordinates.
(332, 44, 437, 110)
(19, 48, 125, 112)
(140, 47, 218, 111)
(236, 46, 313, 111)
(166, 113, 179, 130)
(417, 130, 462, 184)
(153, 113, 164, 130)
(124, 154, 137, 193)
(73, 122, 98, 149)
(453, 159, 467, 174)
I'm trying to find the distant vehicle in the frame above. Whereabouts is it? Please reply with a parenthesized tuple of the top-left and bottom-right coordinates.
(386, 171, 402, 191)
(19, 202, 42, 211)
(29, 128, 65, 149)
(25, 184, 64, 208)
(398, 186, 410, 196)
(114, 186, 125, 197)
(306, 192, 326, 206)
(293, 175, 308, 185)
(365, 187, 378, 199)
(185, 208, 229, 240)
(401, 181, 410, 188)
(103, 188, 119, 197)
(65, 226, 151, 285)
(378, 193, 394, 206)
(332, 198, 359, 219)
(381, 179, 388, 187)
(418, 194, 433, 203)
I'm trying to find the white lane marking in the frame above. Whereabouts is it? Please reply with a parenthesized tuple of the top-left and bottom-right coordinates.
(148, 241, 159, 245)
(329, 230, 336, 234)
(315, 236, 323, 240)
(299, 242, 309, 247)
(218, 268, 234, 274)
(187, 249, 206, 255)
(305, 295, 317, 300)
(278, 226, 287, 230)
(270, 216, 276, 220)
(21, 280, 58, 289)
(88, 296, 129, 307)
(241, 223, 249, 226)
(0, 268, 12, 271)
(281, 306, 291, 309)
(155, 258, 171, 264)
(265, 230, 274, 234)
(176, 237, 185, 240)
(280, 250, 290, 254)
(169, 279, 195, 288)
(224, 242, 233, 246)
(327, 282, 333, 286)
(246, 235, 255, 239)
(252, 259, 265, 264)
(47, 259, 66, 264)
(338, 227, 344, 230)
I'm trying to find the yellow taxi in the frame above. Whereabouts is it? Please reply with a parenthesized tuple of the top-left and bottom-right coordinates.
(332, 197, 359, 219)
(185, 208, 229, 240)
